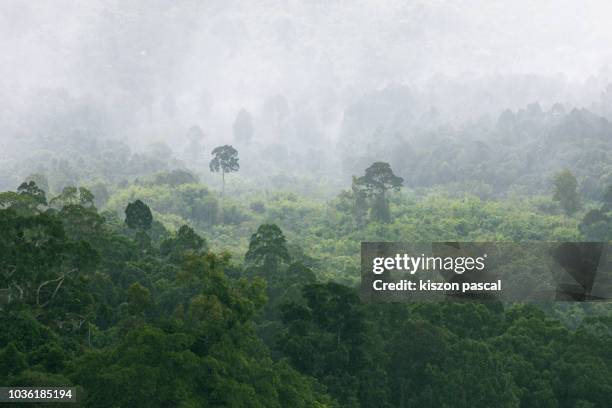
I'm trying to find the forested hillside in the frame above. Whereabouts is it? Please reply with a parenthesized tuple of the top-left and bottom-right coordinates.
(2, 96, 612, 408)
(2, 2, 612, 406)
(1, 163, 611, 406)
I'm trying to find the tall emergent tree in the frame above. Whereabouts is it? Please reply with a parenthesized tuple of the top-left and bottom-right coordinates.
(553, 169, 580, 215)
(354, 161, 403, 223)
(209, 145, 239, 197)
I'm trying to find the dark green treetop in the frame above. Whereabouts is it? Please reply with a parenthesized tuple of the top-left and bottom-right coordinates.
(245, 224, 290, 270)
(353, 162, 403, 223)
(124, 199, 153, 231)
(355, 162, 403, 197)
(18, 181, 47, 207)
(160, 224, 207, 261)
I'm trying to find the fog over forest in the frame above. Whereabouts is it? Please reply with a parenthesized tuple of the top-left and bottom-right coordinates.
(3, 3, 612, 406)
(2, 0, 612, 194)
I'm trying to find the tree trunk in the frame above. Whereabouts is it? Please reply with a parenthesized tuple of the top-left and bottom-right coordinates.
(219, 170, 225, 224)
(222, 170, 225, 198)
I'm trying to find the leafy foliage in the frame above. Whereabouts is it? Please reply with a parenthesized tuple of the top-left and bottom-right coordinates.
(0, 172, 611, 407)
(554, 169, 581, 215)
(124, 199, 153, 231)
(210, 145, 240, 196)
(245, 224, 291, 270)
(354, 162, 403, 222)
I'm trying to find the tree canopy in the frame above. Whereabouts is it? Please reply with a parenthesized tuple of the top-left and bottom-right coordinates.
(125, 199, 153, 230)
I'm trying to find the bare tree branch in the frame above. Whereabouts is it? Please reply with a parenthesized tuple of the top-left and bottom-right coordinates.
(37, 268, 77, 307)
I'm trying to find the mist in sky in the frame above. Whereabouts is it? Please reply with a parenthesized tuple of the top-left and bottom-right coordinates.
(2, 0, 612, 190)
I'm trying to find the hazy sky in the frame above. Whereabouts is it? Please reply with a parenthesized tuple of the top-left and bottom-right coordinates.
(2, 0, 612, 141)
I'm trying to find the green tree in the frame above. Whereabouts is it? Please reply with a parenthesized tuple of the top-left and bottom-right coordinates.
(0, 343, 27, 379)
(0, 209, 97, 309)
(580, 209, 611, 241)
(350, 176, 369, 226)
(60, 204, 104, 242)
(553, 169, 580, 215)
(160, 225, 207, 261)
(245, 224, 290, 272)
(18, 181, 47, 207)
(354, 162, 403, 222)
(127, 282, 151, 315)
(50, 186, 95, 209)
(209, 145, 239, 197)
(69, 251, 334, 407)
(124, 200, 153, 231)
(25, 174, 49, 194)
(279, 283, 387, 407)
(0, 181, 47, 213)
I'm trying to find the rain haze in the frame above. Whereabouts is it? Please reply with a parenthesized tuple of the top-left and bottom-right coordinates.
(1, 0, 612, 194)
(2, 3, 612, 406)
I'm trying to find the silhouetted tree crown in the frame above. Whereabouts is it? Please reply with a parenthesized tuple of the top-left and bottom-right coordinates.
(125, 199, 153, 230)
(354, 162, 403, 223)
(245, 224, 290, 269)
(17, 181, 47, 207)
(209, 145, 240, 196)
(160, 224, 207, 260)
(210, 145, 240, 174)
(355, 162, 403, 196)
